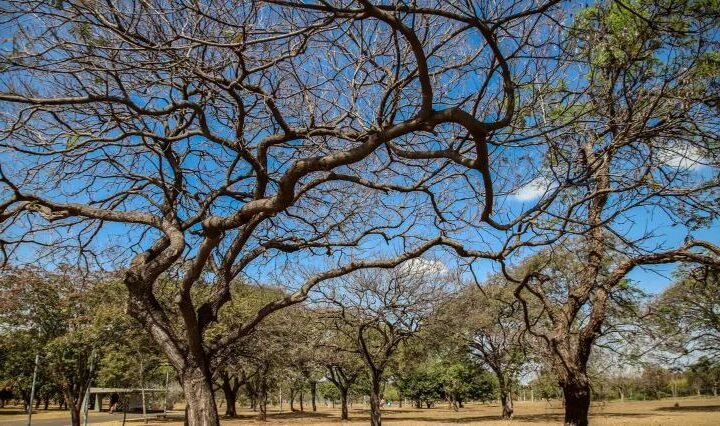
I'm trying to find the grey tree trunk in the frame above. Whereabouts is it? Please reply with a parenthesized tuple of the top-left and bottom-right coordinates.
(182, 367, 220, 426)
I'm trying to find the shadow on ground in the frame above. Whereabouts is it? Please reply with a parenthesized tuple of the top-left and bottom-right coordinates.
(222, 411, 334, 421)
(656, 405, 720, 412)
(0, 410, 25, 416)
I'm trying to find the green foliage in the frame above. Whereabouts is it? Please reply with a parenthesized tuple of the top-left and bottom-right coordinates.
(0, 267, 166, 408)
(395, 355, 497, 407)
(395, 362, 444, 407)
(318, 381, 341, 401)
(651, 266, 720, 359)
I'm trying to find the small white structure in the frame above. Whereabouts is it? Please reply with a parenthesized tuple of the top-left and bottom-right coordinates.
(89, 387, 165, 412)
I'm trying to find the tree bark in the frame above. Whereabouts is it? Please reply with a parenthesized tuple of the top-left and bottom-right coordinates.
(68, 404, 81, 426)
(369, 375, 382, 426)
(221, 383, 237, 417)
(310, 381, 317, 411)
(340, 388, 349, 420)
(500, 388, 514, 419)
(561, 377, 591, 426)
(62, 385, 84, 426)
(181, 367, 220, 426)
(299, 389, 304, 412)
(258, 384, 268, 422)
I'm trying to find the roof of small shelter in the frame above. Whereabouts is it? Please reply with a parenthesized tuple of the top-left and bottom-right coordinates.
(89, 387, 165, 394)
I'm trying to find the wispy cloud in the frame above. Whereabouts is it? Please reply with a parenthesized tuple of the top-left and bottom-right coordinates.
(399, 258, 448, 276)
(512, 176, 554, 201)
(658, 145, 705, 171)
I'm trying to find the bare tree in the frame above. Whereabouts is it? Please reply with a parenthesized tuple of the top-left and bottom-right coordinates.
(317, 260, 450, 426)
(0, 1, 567, 423)
(463, 281, 530, 419)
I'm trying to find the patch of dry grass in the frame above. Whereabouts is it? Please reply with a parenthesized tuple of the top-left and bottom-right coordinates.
(216, 397, 720, 426)
(4, 397, 719, 425)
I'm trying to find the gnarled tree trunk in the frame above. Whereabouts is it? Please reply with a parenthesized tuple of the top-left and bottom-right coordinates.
(218, 370, 243, 418)
(561, 375, 591, 426)
(221, 384, 237, 417)
(182, 367, 219, 426)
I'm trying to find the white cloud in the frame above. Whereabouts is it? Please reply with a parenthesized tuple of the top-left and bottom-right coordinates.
(512, 177, 554, 201)
(398, 258, 448, 276)
(657, 145, 705, 171)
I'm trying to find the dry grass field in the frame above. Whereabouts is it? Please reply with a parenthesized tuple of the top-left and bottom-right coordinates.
(214, 398, 720, 426)
(3, 397, 719, 425)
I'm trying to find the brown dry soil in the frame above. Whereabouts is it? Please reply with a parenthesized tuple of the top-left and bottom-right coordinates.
(2, 397, 719, 425)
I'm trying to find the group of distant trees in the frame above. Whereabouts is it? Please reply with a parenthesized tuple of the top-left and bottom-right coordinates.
(0, 267, 168, 424)
(2, 259, 719, 426)
(1, 1, 719, 426)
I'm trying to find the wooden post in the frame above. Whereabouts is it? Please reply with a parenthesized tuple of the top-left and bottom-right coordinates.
(140, 359, 148, 424)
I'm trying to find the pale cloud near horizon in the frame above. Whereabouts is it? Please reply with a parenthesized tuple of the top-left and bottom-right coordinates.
(512, 176, 554, 201)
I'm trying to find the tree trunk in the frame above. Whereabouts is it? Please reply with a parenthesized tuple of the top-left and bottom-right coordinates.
(62, 387, 82, 426)
(369, 376, 382, 426)
(21, 391, 30, 414)
(289, 388, 296, 412)
(562, 378, 591, 426)
(182, 367, 220, 426)
(43, 397, 50, 410)
(500, 388, 514, 419)
(310, 382, 317, 411)
(69, 404, 81, 426)
(300, 389, 304, 412)
(258, 384, 268, 422)
(340, 389, 349, 420)
(221, 382, 237, 417)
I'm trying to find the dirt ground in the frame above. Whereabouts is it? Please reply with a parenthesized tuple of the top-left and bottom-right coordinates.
(2, 397, 719, 425)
